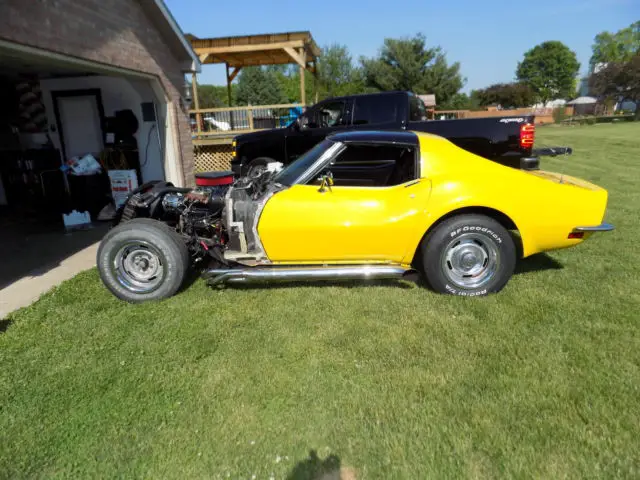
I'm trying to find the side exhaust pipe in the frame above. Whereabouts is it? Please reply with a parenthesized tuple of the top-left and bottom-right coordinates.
(203, 265, 412, 286)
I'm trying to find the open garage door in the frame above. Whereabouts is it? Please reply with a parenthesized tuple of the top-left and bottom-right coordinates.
(0, 41, 181, 298)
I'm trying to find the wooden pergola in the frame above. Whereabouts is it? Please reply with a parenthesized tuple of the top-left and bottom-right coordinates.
(188, 31, 320, 110)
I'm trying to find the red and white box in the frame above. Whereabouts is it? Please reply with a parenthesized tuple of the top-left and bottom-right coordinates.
(108, 170, 139, 209)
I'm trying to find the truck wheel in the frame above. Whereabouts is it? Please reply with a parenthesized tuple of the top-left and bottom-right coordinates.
(247, 157, 277, 177)
(97, 218, 189, 303)
(420, 214, 516, 296)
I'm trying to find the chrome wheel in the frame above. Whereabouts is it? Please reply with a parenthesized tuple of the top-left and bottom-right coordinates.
(113, 242, 164, 293)
(441, 233, 499, 289)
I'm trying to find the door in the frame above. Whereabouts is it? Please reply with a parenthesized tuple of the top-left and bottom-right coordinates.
(258, 181, 431, 264)
(52, 90, 105, 159)
(285, 98, 352, 162)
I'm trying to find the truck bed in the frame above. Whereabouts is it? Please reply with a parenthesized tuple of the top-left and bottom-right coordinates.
(409, 115, 535, 166)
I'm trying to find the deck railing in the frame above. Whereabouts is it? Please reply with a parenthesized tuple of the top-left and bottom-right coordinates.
(190, 103, 306, 138)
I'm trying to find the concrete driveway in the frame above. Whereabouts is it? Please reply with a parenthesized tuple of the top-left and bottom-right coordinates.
(0, 223, 109, 318)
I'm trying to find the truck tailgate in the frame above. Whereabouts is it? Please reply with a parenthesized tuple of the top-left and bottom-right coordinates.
(409, 115, 535, 162)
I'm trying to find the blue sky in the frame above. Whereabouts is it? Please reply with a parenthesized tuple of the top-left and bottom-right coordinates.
(166, 0, 638, 93)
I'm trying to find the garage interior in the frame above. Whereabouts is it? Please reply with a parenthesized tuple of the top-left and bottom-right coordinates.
(0, 44, 169, 289)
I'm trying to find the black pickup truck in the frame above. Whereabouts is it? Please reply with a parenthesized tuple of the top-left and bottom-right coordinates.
(231, 91, 562, 176)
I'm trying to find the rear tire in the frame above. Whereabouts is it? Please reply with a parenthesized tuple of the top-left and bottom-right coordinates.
(420, 214, 516, 296)
(97, 219, 189, 303)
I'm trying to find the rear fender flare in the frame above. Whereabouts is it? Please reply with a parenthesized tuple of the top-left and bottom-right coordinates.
(404, 200, 528, 264)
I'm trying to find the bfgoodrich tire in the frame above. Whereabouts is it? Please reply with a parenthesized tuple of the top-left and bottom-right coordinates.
(97, 219, 189, 303)
(420, 214, 516, 296)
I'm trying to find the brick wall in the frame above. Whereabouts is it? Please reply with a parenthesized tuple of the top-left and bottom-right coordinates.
(0, 0, 195, 184)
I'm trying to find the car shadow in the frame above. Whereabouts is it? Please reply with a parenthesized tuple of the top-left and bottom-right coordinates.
(514, 253, 564, 275)
(286, 450, 349, 480)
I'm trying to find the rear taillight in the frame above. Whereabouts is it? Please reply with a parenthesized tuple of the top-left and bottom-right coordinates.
(520, 123, 535, 149)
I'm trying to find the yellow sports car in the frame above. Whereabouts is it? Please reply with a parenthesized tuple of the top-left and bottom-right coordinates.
(97, 130, 613, 302)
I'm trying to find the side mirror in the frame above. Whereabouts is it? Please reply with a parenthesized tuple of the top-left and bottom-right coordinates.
(318, 171, 334, 193)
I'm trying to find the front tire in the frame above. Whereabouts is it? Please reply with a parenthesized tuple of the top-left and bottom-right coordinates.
(420, 214, 516, 296)
(97, 219, 189, 303)
(246, 157, 277, 177)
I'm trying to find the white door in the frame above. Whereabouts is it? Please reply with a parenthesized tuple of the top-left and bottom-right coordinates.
(56, 95, 103, 158)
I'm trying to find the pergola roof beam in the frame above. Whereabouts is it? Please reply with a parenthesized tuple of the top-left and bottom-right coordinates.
(194, 40, 305, 56)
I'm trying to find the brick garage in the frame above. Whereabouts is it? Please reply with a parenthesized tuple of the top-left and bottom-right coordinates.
(0, 0, 199, 186)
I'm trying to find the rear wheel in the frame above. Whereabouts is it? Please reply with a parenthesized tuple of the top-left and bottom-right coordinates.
(420, 214, 516, 296)
(97, 219, 189, 303)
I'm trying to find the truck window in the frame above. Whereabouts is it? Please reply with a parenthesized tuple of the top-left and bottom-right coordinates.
(303, 100, 348, 128)
(352, 96, 399, 125)
(409, 95, 428, 121)
(313, 144, 416, 187)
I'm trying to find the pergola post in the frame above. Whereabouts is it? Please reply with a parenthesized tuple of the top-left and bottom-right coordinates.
(225, 63, 232, 107)
(312, 60, 319, 104)
(191, 72, 202, 134)
(225, 63, 234, 129)
(299, 47, 307, 105)
(299, 63, 306, 106)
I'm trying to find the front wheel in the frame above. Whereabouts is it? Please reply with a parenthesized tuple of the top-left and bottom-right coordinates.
(420, 214, 516, 296)
(97, 219, 189, 303)
(246, 157, 277, 177)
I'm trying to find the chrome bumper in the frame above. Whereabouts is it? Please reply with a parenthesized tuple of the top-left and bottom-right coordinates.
(573, 223, 615, 232)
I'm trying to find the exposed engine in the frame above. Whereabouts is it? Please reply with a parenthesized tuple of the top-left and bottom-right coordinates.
(115, 165, 284, 268)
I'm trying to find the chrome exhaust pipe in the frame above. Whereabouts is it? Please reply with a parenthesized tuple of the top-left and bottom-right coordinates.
(203, 265, 412, 286)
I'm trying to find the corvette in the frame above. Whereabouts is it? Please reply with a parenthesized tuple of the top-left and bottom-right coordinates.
(97, 130, 613, 302)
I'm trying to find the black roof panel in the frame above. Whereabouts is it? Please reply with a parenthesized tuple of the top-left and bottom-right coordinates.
(328, 130, 418, 146)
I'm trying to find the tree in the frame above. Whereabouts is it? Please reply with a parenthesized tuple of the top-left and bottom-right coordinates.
(196, 84, 232, 108)
(471, 82, 535, 108)
(267, 64, 316, 104)
(235, 67, 286, 106)
(360, 33, 464, 105)
(516, 41, 580, 104)
(590, 54, 640, 117)
(438, 92, 476, 110)
(315, 44, 366, 98)
(590, 21, 640, 69)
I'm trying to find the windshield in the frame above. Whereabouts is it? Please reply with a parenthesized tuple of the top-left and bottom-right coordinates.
(274, 139, 336, 186)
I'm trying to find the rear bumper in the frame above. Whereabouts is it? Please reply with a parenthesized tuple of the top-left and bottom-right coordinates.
(573, 223, 615, 232)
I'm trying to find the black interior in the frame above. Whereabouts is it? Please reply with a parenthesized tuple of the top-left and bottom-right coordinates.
(314, 144, 417, 187)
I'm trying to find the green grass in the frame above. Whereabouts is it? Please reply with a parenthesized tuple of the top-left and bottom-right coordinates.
(1, 123, 639, 479)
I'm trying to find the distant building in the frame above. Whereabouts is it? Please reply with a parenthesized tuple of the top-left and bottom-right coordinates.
(578, 62, 636, 113)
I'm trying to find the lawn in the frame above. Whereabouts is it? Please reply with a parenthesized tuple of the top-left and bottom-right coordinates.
(1, 123, 639, 479)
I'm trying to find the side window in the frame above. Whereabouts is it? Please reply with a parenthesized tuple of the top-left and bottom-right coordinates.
(409, 95, 428, 121)
(313, 144, 417, 187)
(352, 96, 399, 125)
(303, 100, 347, 129)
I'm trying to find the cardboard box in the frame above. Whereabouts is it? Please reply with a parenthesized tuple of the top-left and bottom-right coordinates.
(108, 170, 139, 209)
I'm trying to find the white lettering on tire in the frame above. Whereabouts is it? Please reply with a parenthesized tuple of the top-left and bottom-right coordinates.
(446, 284, 487, 297)
(449, 224, 502, 244)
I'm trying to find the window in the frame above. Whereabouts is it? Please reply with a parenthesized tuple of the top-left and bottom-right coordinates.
(311, 144, 417, 187)
(302, 100, 347, 128)
(275, 139, 337, 186)
(352, 96, 398, 125)
(409, 94, 428, 121)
